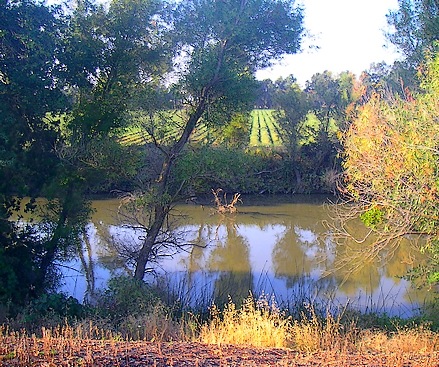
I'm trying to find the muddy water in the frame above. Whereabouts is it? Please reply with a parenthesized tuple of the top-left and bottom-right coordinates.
(61, 195, 432, 317)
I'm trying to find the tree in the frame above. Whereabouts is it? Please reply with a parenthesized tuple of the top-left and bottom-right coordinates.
(219, 112, 252, 149)
(255, 79, 276, 108)
(386, 0, 439, 68)
(338, 51, 439, 286)
(60, 0, 170, 138)
(130, 0, 304, 280)
(305, 71, 356, 132)
(0, 0, 167, 308)
(271, 76, 308, 188)
(57, 0, 168, 196)
(55, 0, 174, 288)
(0, 0, 77, 304)
(273, 71, 360, 192)
(302, 71, 358, 176)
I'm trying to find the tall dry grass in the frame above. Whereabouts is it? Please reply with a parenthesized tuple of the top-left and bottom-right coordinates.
(359, 325, 439, 354)
(1, 295, 438, 366)
(198, 294, 292, 348)
(197, 294, 439, 356)
(290, 305, 359, 352)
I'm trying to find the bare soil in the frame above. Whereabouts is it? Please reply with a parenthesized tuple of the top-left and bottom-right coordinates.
(2, 340, 438, 367)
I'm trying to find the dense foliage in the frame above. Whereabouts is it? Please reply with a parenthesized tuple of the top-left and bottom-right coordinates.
(341, 51, 439, 285)
(0, 0, 80, 308)
(127, 0, 304, 280)
(0, 0, 166, 312)
(387, 0, 439, 67)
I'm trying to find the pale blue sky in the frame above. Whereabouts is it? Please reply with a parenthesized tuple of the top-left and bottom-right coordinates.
(256, 0, 401, 86)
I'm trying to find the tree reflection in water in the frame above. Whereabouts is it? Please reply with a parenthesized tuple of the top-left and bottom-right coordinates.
(61, 196, 434, 316)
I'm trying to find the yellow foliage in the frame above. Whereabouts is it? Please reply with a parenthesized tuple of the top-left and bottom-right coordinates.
(343, 52, 439, 238)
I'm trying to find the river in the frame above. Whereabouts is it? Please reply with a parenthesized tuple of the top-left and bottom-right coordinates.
(60, 195, 432, 317)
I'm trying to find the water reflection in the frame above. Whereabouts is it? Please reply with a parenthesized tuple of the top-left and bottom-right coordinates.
(61, 196, 433, 317)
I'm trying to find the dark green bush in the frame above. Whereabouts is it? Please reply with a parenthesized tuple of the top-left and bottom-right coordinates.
(94, 276, 161, 322)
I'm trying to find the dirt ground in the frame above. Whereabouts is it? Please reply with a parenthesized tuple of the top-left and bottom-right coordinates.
(2, 340, 438, 367)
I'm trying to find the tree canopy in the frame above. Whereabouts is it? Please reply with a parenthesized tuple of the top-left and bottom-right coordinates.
(387, 0, 439, 67)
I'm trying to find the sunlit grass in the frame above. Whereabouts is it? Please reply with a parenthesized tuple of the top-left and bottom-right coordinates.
(1, 294, 438, 366)
(199, 293, 292, 348)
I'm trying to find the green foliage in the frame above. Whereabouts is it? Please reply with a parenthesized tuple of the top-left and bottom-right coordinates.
(0, 238, 30, 307)
(0, 0, 78, 312)
(362, 61, 418, 99)
(0, 0, 166, 311)
(95, 276, 161, 321)
(273, 76, 309, 148)
(1, 0, 306, 288)
(0, 219, 69, 313)
(220, 112, 252, 148)
(173, 147, 266, 194)
(173, 145, 329, 194)
(387, 0, 439, 67)
(305, 71, 356, 130)
(24, 293, 85, 321)
(61, 0, 170, 137)
(173, 0, 303, 70)
(360, 206, 384, 229)
(272, 71, 360, 191)
(0, 0, 66, 197)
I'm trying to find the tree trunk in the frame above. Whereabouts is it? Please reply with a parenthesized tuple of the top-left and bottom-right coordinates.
(132, 37, 228, 280)
(133, 97, 207, 280)
(133, 205, 167, 279)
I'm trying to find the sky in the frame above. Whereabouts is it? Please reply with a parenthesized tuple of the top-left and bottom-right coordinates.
(256, 0, 402, 87)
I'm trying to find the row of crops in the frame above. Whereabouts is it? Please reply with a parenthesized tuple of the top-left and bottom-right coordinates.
(248, 109, 283, 147)
(117, 125, 146, 145)
(118, 109, 284, 148)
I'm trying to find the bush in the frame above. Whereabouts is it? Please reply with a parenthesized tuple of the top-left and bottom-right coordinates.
(94, 276, 161, 322)
(8, 292, 86, 333)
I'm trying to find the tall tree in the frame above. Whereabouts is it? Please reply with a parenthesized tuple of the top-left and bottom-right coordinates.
(56, 0, 169, 198)
(304, 71, 357, 185)
(56, 0, 173, 287)
(305, 71, 355, 132)
(386, 0, 439, 67)
(0, 0, 169, 307)
(131, 0, 304, 280)
(61, 0, 170, 138)
(0, 0, 73, 304)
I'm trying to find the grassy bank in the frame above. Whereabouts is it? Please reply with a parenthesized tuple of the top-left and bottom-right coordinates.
(1, 290, 438, 366)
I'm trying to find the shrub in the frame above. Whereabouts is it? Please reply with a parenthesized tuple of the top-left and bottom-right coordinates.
(94, 276, 161, 322)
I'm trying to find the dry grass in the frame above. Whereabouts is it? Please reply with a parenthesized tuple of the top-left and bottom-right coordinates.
(198, 294, 292, 348)
(359, 325, 439, 354)
(198, 295, 361, 353)
(290, 306, 358, 353)
(1, 296, 438, 366)
(116, 302, 185, 341)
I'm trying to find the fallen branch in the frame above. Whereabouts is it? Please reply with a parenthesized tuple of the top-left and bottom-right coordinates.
(212, 188, 242, 214)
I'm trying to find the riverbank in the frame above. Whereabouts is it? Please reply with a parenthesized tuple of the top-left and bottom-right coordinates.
(2, 290, 438, 367)
(1, 334, 438, 366)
